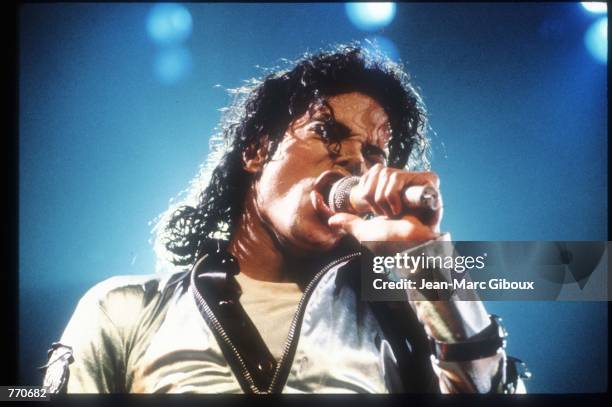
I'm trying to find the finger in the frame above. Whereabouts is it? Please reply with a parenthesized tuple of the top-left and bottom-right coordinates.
(418, 193, 444, 230)
(383, 171, 403, 217)
(379, 171, 440, 217)
(397, 171, 440, 189)
(357, 163, 384, 189)
(329, 213, 440, 242)
(393, 171, 441, 223)
(389, 216, 440, 241)
(374, 168, 395, 217)
(328, 213, 365, 235)
(329, 213, 390, 241)
(359, 164, 385, 214)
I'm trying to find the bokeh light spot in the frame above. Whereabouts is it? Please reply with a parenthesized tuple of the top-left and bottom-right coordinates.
(364, 36, 400, 61)
(581, 2, 607, 14)
(584, 17, 607, 64)
(153, 47, 193, 84)
(147, 3, 193, 45)
(345, 3, 396, 31)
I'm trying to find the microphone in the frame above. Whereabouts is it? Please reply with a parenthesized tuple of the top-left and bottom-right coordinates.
(326, 175, 440, 215)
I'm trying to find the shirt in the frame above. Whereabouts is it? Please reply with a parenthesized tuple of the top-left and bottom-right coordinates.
(234, 273, 303, 359)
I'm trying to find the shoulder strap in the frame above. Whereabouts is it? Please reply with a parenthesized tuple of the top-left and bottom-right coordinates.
(190, 255, 277, 393)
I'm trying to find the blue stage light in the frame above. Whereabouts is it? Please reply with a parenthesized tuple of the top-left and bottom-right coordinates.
(147, 3, 193, 45)
(581, 2, 607, 14)
(153, 47, 193, 84)
(584, 17, 607, 64)
(345, 3, 396, 31)
(364, 36, 400, 61)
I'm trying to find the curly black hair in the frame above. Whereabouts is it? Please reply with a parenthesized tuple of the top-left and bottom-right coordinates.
(155, 44, 429, 268)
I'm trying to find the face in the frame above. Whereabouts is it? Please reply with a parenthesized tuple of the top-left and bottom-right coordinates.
(250, 92, 391, 255)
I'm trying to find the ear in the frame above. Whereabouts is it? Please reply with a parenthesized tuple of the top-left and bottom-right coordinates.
(242, 139, 269, 173)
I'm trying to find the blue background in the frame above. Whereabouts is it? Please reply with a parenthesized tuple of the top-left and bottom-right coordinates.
(19, 3, 607, 392)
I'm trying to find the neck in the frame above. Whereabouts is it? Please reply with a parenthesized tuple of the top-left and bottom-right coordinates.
(227, 186, 289, 282)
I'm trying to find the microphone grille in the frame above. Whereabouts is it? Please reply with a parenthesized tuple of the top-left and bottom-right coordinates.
(328, 176, 360, 212)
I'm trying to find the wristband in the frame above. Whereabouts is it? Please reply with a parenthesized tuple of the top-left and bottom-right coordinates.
(429, 315, 507, 362)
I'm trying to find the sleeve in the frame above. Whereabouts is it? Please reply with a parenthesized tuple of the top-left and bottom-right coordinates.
(432, 351, 527, 393)
(385, 234, 529, 393)
(43, 284, 126, 393)
(42, 276, 151, 393)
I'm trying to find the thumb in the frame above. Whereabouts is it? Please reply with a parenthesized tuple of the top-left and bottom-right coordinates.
(328, 213, 364, 236)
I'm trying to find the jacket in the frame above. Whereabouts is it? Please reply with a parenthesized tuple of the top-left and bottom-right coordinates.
(42, 250, 524, 393)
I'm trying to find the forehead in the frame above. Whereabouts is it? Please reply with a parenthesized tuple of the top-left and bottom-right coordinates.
(314, 92, 391, 144)
(327, 92, 389, 124)
(325, 92, 388, 125)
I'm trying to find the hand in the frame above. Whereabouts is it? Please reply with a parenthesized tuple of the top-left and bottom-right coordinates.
(327, 164, 443, 242)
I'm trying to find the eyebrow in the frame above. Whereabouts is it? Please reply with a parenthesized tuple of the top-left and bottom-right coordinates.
(327, 120, 352, 137)
(308, 100, 390, 147)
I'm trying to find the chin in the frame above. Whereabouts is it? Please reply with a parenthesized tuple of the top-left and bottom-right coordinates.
(279, 204, 343, 255)
(293, 221, 344, 254)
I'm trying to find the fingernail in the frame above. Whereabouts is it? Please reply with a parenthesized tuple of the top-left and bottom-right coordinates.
(328, 215, 344, 229)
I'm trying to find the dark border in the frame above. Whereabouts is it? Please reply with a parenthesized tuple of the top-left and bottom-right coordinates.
(5, 1, 611, 403)
(43, 393, 611, 406)
(2, 0, 19, 387)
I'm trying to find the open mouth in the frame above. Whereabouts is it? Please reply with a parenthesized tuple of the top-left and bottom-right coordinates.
(310, 170, 347, 222)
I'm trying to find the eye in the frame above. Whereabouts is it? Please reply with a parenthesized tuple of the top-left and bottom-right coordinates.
(311, 122, 329, 138)
(310, 120, 350, 142)
(363, 144, 387, 164)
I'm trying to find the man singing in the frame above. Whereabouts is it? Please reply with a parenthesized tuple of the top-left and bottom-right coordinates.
(42, 46, 527, 393)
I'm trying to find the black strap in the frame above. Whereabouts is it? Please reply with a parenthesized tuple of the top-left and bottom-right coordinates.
(429, 315, 507, 362)
(191, 254, 277, 393)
